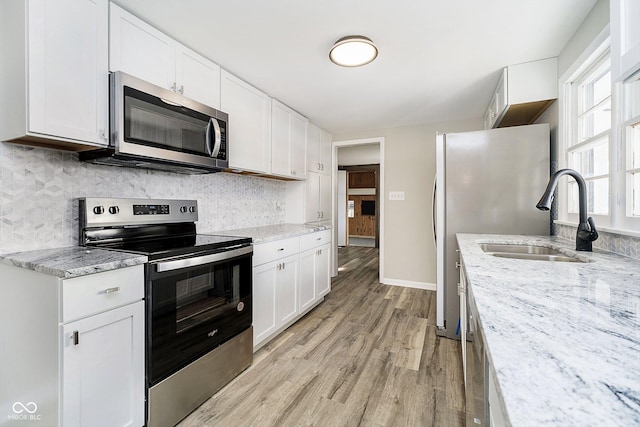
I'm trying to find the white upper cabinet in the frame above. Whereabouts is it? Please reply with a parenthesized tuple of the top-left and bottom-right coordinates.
(109, 3, 221, 109)
(0, 0, 109, 148)
(175, 46, 221, 108)
(221, 70, 272, 174)
(484, 57, 558, 129)
(271, 99, 307, 180)
(307, 123, 332, 175)
(611, 0, 640, 81)
(305, 172, 332, 223)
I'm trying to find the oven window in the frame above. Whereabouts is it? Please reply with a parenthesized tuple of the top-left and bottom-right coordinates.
(175, 265, 240, 333)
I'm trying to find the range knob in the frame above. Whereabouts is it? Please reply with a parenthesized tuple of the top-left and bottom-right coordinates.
(189, 206, 197, 213)
(108, 206, 120, 215)
(93, 206, 105, 215)
(180, 206, 188, 213)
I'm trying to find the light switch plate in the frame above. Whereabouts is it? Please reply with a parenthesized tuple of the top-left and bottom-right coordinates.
(389, 191, 405, 201)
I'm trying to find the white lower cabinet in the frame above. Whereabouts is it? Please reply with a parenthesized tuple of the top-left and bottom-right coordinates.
(0, 263, 145, 427)
(62, 301, 144, 427)
(299, 230, 331, 312)
(252, 230, 331, 350)
(252, 254, 299, 345)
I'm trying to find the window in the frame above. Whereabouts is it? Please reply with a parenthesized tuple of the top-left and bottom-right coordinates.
(567, 51, 611, 217)
(562, 35, 640, 233)
(623, 74, 640, 220)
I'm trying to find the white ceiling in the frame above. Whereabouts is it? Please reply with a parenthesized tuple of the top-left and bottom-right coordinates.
(114, 0, 598, 135)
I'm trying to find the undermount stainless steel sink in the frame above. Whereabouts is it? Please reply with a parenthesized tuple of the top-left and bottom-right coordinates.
(478, 243, 584, 263)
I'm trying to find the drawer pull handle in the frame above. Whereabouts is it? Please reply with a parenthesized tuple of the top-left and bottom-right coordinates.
(277, 248, 285, 252)
(102, 287, 121, 294)
(72, 330, 79, 346)
(316, 237, 322, 241)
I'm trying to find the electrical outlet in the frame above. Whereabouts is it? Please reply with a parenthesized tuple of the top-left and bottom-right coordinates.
(389, 191, 405, 201)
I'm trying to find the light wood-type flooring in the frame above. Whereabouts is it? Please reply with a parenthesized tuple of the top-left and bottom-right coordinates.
(178, 246, 465, 427)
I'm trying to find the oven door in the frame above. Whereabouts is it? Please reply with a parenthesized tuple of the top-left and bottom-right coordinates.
(147, 246, 252, 386)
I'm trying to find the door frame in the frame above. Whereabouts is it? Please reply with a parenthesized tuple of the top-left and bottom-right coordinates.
(331, 137, 385, 279)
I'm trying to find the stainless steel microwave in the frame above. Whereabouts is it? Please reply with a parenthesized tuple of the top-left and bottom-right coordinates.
(81, 71, 228, 174)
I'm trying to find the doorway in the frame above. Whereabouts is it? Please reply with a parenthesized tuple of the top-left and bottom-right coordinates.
(331, 137, 384, 280)
(339, 166, 379, 248)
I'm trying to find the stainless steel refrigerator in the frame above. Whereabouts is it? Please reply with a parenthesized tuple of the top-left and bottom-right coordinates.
(435, 123, 551, 340)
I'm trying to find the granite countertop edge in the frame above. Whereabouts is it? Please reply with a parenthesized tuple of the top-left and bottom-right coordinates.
(209, 223, 332, 244)
(0, 246, 148, 279)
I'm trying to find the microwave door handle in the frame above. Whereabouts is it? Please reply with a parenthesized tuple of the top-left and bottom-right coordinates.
(205, 118, 214, 156)
(211, 118, 222, 158)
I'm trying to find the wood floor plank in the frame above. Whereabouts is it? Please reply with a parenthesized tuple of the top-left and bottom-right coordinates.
(177, 246, 465, 427)
(393, 315, 429, 370)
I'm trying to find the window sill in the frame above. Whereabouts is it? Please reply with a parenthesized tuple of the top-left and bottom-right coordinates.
(554, 220, 640, 238)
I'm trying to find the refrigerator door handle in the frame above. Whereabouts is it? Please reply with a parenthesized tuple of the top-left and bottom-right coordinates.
(432, 174, 437, 249)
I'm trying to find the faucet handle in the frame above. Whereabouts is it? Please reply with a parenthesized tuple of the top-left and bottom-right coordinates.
(586, 217, 598, 241)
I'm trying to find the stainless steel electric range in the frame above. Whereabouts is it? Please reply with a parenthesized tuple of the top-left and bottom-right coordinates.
(79, 197, 253, 427)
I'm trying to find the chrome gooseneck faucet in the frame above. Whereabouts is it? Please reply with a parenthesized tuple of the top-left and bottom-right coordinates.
(536, 168, 598, 251)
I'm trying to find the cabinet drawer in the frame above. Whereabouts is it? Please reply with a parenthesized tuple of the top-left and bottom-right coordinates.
(62, 265, 144, 322)
(300, 230, 332, 252)
(253, 237, 300, 266)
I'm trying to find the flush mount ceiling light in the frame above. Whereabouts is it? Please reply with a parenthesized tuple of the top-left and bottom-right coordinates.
(329, 35, 378, 67)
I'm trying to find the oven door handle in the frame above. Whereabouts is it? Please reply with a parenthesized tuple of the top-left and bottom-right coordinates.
(155, 245, 252, 272)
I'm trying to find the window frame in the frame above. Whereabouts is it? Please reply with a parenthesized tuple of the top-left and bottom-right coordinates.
(559, 27, 640, 236)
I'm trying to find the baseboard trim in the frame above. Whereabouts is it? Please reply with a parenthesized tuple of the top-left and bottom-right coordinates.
(381, 277, 436, 291)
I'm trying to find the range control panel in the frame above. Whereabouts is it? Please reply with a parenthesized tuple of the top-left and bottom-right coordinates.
(80, 197, 198, 227)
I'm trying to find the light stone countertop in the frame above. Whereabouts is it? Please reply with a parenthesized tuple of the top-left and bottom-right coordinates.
(456, 234, 640, 427)
(0, 246, 148, 278)
(211, 223, 331, 244)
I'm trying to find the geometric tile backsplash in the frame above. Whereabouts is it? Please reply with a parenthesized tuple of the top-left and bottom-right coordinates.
(556, 223, 640, 260)
(0, 143, 286, 254)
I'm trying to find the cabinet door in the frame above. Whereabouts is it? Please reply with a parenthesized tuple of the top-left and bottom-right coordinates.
(319, 128, 332, 175)
(290, 112, 307, 179)
(109, 3, 175, 90)
(459, 264, 467, 387)
(306, 123, 321, 172)
(271, 100, 307, 179)
(271, 100, 292, 177)
(315, 244, 331, 298)
(253, 262, 278, 346)
(221, 70, 272, 173)
(277, 255, 299, 325)
(62, 301, 144, 427)
(305, 172, 321, 223)
(298, 248, 317, 312)
(175, 46, 221, 109)
(28, 0, 109, 144)
(319, 173, 332, 221)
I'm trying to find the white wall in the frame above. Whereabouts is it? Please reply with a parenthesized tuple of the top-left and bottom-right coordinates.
(338, 144, 380, 166)
(557, 0, 610, 78)
(334, 118, 482, 287)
